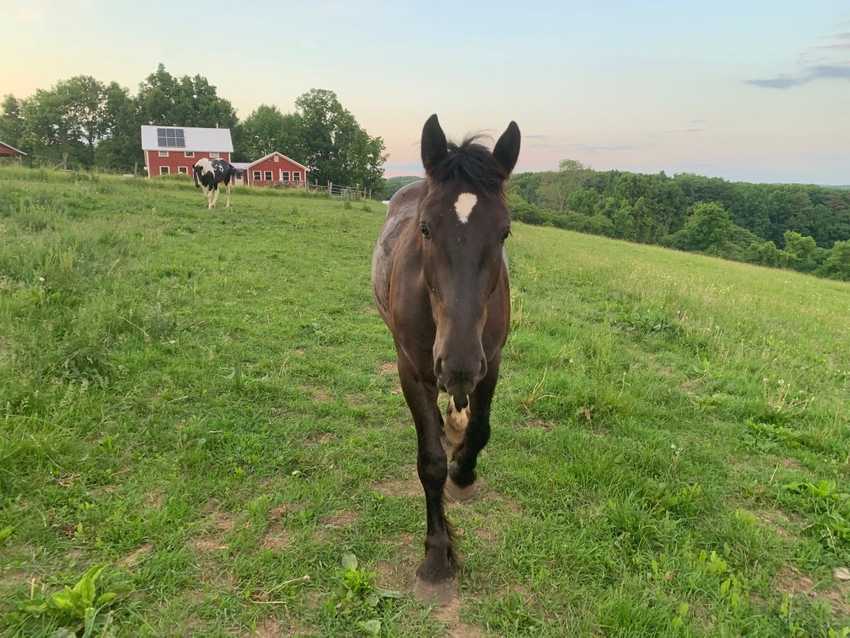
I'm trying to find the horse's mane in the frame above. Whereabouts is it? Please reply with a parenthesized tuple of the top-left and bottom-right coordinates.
(428, 136, 507, 195)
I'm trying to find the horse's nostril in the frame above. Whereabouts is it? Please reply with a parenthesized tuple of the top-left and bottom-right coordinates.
(435, 357, 443, 377)
(480, 358, 487, 377)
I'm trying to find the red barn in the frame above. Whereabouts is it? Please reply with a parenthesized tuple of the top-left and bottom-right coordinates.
(0, 141, 27, 159)
(243, 152, 308, 187)
(140, 125, 233, 177)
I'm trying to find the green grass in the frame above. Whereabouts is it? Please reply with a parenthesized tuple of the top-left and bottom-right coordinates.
(1, 166, 848, 637)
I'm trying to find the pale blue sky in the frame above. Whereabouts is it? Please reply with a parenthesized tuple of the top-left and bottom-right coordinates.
(3, 1, 849, 183)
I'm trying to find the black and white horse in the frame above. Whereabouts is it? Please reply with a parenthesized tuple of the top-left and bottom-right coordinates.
(192, 158, 237, 209)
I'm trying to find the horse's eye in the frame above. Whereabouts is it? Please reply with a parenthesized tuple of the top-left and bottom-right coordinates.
(420, 222, 431, 239)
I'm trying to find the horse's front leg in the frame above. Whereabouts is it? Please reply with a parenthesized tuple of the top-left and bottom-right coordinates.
(448, 355, 500, 491)
(397, 356, 455, 583)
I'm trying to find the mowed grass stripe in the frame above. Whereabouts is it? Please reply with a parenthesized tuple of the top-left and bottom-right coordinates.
(0, 167, 848, 637)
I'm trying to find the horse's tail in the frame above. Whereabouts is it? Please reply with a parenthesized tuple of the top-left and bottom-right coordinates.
(191, 163, 200, 188)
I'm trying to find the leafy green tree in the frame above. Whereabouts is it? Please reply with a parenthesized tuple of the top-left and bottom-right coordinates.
(96, 82, 142, 172)
(136, 64, 237, 130)
(819, 240, 850, 280)
(20, 87, 86, 168)
(783, 231, 819, 272)
(611, 204, 635, 239)
(666, 202, 734, 251)
(238, 104, 304, 161)
(539, 159, 590, 212)
(0, 95, 24, 149)
(294, 89, 385, 191)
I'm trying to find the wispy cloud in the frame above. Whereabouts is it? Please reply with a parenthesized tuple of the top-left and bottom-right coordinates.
(564, 143, 637, 153)
(747, 64, 850, 89)
(748, 29, 850, 89)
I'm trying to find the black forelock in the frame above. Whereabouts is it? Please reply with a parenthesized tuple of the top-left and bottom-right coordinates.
(428, 136, 507, 195)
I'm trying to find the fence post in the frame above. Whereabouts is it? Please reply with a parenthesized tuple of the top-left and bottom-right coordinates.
(328, 181, 332, 196)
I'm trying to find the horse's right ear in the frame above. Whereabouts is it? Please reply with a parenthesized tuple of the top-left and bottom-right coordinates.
(421, 114, 448, 176)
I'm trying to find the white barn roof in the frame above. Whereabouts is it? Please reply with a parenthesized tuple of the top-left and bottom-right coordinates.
(140, 125, 234, 153)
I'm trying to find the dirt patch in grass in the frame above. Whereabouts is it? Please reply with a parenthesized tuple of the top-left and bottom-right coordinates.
(192, 506, 236, 553)
(775, 566, 849, 615)
(144, 490, 165, 509)
(754, 509, 800, 540)
(320, 510, 359, 529)
(120, 542, 153, 569)
(305, 431, 336, 446)
(525, 419, 556, 431)
(253, 616, 283, 637)
(378, 361, 397, 376)
(375, 533, 418, 591)
(431, 588, 486, 638)
(778, 457, 804, 471)
(302, 385, 332, 403)
(374, 467, 422, 499)
(261, 504, 292, 550)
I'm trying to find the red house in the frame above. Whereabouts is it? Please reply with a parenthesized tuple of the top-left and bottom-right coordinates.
(0, 141, 27, 159)
(240, 151, 308, 187)
(140, 125, 233, 177)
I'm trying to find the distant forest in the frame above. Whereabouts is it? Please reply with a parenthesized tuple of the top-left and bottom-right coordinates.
(506, 161, 850, 281)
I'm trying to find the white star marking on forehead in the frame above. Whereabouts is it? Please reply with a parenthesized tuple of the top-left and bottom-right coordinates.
(453, 193, 478, 224)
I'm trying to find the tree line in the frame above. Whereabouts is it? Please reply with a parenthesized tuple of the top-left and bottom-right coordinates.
(0, 64, 386, 192)
(508, 161, 850, 281)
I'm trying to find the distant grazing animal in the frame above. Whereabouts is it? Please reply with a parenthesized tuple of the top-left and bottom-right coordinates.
(371, 114, 520, 592)
(192, 158, 237, 209)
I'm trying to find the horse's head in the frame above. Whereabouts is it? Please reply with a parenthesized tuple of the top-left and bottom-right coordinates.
(418, 114, 520, 407)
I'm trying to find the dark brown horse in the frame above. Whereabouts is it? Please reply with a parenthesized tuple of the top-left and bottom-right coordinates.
(372, 114, 520, 586)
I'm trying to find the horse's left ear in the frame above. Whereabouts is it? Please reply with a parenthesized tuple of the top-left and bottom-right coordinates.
(493, 121, 521, 177)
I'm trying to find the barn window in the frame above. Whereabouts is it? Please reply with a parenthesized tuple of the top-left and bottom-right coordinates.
(209, 152, 220, 159)
(158, 151, 169, 157)
(184, 151, 194, 158)
(264, 171, 273, 181)
(292, 171, 301, 182)
(253, 171, 262, 181)
(274, 155, 280, 163)
(156, 128, 185, 148)
(178, 166, 188, 175)
(280, 171, 290, 183)
(159, 166, 170, 175)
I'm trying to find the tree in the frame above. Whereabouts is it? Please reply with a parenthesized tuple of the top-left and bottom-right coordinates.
(666, 202, 734, 251)
(20, 87, 86, 168)
(96, 82, 142, 172)
(293, 89, 385, 191)
(239, 104, 304, 161)
(136, 64, 237, 130)
(820, 240, 850, 280)
(538, 159, 590, 212)
(782, 231, 819, 272)
(0, 95, 24, 149)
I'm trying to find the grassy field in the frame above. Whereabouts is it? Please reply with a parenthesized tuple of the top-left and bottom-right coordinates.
(0, 167, 848, 637)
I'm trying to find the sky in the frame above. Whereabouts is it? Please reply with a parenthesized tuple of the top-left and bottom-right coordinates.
(3, 1, 849, 184)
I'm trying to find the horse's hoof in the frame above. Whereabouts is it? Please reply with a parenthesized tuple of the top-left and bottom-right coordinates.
(444, 477, 478, 503)
(413, 574, 457, 604)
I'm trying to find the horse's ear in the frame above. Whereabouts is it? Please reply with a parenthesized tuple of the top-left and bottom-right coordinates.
(493, 121, 521, 177)
(421, 114, 448, 175)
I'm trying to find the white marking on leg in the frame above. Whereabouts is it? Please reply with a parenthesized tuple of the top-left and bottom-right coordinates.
(226, 183, 231, 208)
(211, 188, 220, 208)
(445, 395, 471, 449)
(453, 193, 477, 224)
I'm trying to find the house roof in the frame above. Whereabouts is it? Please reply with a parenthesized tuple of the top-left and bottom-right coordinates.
(0, 141, 27, 156)
(232, 162, 251, 171)
(140, 125, 234, 152)
(247, 151, 308, 171)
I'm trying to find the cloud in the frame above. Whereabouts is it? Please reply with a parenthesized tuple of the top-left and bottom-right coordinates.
(747, 63, 850, 89)
(748, 28, 850, 89)
(563, 143, 637, 153)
